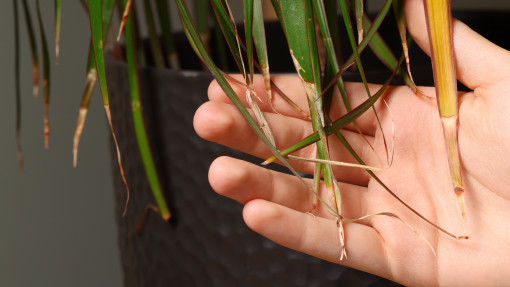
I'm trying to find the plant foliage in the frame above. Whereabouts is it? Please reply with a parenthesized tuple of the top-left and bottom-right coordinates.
(13, 0, 468, 254)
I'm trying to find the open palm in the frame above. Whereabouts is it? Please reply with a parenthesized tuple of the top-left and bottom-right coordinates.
(194, 1, 510, 285)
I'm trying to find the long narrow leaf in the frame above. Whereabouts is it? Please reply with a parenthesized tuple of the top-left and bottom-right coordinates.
(124, 0, 171, 221)
(362, 14, 418, 93)
(313, 0, 377, 152)
(89, 0, 132, 216)
(252, 0, 272, 106)
(354, 0, 363, 44)
(338, 0, 390, 163)
(328, 109, 465, 241)
(73, 43, 97, 167)
(278, 0, 338, 202)
(36, 0, 50, 148)
(55, 0, 62, 63)
(324, 0, 342, 62)
(243, 0, 254, 84)
(277, 0, 346, 258)
(155, 0, 180, 69)
(211, 0, 246, 78)
(131, 1, 147, 66)
(424, 0, 464, 219)
(212, 11, 229, 70)
(321, 0, 392, 108)
(268, 57, 468, 240)
(117, 0, 132, 41)
(89, 0, 116, 106)
(225, 0, 275, 148)
(74, 0, 117, 167)
(392, 0, 414, 83)
(263, 71, 395, 163)
(195, 0, 211, 51)
(143, 0, 165, 68)
(13, 0, 24, 173)
(174, 0, 339, 218)
(21, 0, 39, 97)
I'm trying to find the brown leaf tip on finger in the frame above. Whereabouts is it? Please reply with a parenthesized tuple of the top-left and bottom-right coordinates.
(337, 218, 347, 261)
(455, 186, 466, 220)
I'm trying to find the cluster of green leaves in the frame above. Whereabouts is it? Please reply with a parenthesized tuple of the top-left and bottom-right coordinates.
(14, 0, 465, 247)
(176, 0, 468, 252)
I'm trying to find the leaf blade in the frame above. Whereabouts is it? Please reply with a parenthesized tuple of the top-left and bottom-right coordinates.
(424, 0, 464, 218)
(13, 0, 24, 173)
(174, 0, 339, 217)
(21, 0, 39, 97)
(36, 0, 51, 148)
(88, 0, 132, 217)
(124, 0, 171, 220)
(55, 0, 62, 63)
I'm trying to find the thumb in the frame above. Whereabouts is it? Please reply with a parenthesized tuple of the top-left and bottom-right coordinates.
(405, 0, 510, 90)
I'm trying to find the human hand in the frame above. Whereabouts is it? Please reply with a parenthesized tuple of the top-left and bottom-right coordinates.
(193, 0, 510, 285)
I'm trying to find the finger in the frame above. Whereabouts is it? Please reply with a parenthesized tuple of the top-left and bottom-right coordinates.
(194, 101, 373, 185)
(405, 0, 510, 90)
(242, 199, 392, 281)
(209, 156, 368, 220)
(209, 74, 393, 136)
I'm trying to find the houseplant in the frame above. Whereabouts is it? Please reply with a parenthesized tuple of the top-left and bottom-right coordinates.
(10, 0, 510, 286)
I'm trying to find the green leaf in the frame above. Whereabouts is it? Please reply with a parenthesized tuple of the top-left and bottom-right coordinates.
(324, 0, 342, 62)
(277, 1, 315, 82)
(195, 0, 211, 52)
(319, 0, 392, 110)
(338, 0, 390, 162)
(124, 0, 171, 220)
(243, 0, 254, 83)
(155, 0, 180, 69)
(13, 0, 24, 173)
(362, 14, 418, 93)
(55, 0, 62, 63)
(73, 42, 97, 168)
(143, 0, 165, 68)
(338, 0, 373, 97)
(312, 0, 349, 112)
(55, 0, 61, 63)
(74, 0, 116, 167)
(392, 0, 415, 84)
(354, 0, 363, 44)
(89, 0, 133, 217)
(252, 0, 271, 103)
(265, 67, 397, 163)
(211, 0, 246, 78)
(212, 11, 229, 70)
(174, 0, 339, 217)
(21, 0, 39, 97)
(88, 0, 110, 105)
(195, 0, 210, 35)
(36, 0, 51, 148)
(277, 1, 343, 245)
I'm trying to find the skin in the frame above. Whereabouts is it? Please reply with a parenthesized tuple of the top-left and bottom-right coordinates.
(193, 0, 510, 286)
